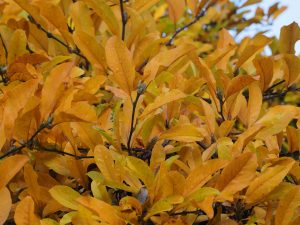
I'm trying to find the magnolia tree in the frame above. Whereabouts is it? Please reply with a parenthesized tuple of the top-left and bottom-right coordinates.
(0, 0, 300, 224)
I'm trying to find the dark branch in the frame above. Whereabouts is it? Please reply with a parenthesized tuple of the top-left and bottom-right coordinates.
(170, 209, 205, 216)
(127, 82, 146, 153)
(0, 117, 53, 160)
(119, 0, 127, 41)
(136, 59, 149, 74)
(0, 34, 8, 62)
(27, 15, 88, 61)
(165, 9, 206, 46)
(264, 80, 285, 93)
(35, 144, 94, 159)
(263, 86, 300, 101)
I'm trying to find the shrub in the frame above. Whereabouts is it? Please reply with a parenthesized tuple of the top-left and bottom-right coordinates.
(0, 0, 300, 224)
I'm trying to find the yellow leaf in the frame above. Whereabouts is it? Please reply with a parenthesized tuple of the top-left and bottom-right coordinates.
(119, 196, 142, 215)
(140, 89, 186, 118)
(184, 187, 220, 205)
(40, 218, 59, 225)
(54, 101, 97, 124)
(247, 82, 262, 127)
(1, 79, 39, 145)
(253, 56, 274, 91)
(49, 185, 80, 210)
(126, 156, 154, 189)
(105, 36, 135, 96)
(215, 152, 257, 201)
(186, 0, 198, 15)
(77, 196, 125, 225)
(166, 0, 185, 23)
(255, 105, 299, 139)
(225, 75, 256, 98)
(84, 0, 120, 37)
(275, 186, 300, 225)
(13, 0, 47, 28)
(144, 198, 173, 220)
(184, 159, 228, 196)
(134, 0, 160, 12)
(14, 196, 40, 225)
(94, 145, 120, 182)
(241, 0, 261, 7)
(73, 31, 106, 72)
(40, 62, 75, 120)
(237, 34, 272, 68)
(159, 123, 205, 142)
(245, 158, 295, 204)
(279, 22, 300, 54)
(72, 205, 99, 225)
(0, 187, 11, 225)
(70, 2, 95, 36)
(282, 54, 300, 87)
(7, 30, 28, 64)
(36, 1, 73, 44)
(144, 44, 196, 83)
(0, 155, 29, 189)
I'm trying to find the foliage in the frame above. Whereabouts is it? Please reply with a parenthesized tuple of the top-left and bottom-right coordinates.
(0, 0, 300, 224)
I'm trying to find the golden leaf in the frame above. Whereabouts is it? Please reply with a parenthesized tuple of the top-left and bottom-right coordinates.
(49, 185, 80, 210)
(215, 152, 257, 202)
(14, 196, 40, 225)
(0, 155, 29, 189)
(275, 186, 300, 225)
(40, 62, 75, 121)
(73, 31, 106, 72)
(84, 0, 120, 37)
(105, 36, 135, 96)
(7, 30, 28, 65)
(166, 0, 185, 23)
(0, 187, 11, 225)
(139, 89, 186, 118)
(159, 123, 205, 142)
(77, 196, 125, 225)
(245, 158, 295, 204)
(94, 145, 120, 182)
(126, 156, 154, 189)
(184, 159, 228, 196)
(279, 22, 300, 54)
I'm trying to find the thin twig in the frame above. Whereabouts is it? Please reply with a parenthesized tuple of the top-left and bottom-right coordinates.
(119, 0, 127, 41)
(36, 144, 94, 159)
(27, 15, 87, 61)
(170, 209, 205, 216)
(0, 34, 8, 62)
(263, 87, 300, 100)
(217, 89, 225, 121)
(136, 59, 148, 74)
(0, 117, 53, 160)
(165, 9, 206, 46)
(127, 83, 146, 152)
(264, 80, 285, 93)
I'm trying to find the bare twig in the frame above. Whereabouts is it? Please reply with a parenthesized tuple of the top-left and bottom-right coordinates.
(27, 15, 87, 61)
(36, 144, 94, 159)
(127, 82, 146, 152)
(263, 86, 300, 101)
(217, 89, 225, 121)
(170, 209, 205, 216)
(0, 34, 7, 62)
(264, 80, 285, 93)
(119, 0, 127, 41)
(136, 59, 149, 74)
(0, 117, 53, 160)
(165, 9, 206, 46)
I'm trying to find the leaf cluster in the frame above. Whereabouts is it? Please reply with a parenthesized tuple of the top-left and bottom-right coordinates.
(0, 0, 300, 225)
